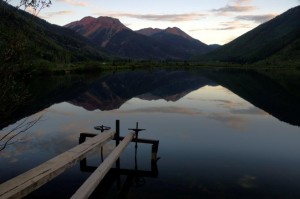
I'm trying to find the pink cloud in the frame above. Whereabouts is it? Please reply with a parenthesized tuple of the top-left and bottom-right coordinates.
(57, 0, 88, 7)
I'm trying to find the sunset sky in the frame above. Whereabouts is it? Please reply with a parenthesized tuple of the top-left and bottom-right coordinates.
(10, 0, 300, 45)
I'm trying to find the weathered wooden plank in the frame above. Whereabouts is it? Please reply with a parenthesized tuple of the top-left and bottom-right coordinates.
(71, 132, 135, 199)
(0, 131, 116, 199)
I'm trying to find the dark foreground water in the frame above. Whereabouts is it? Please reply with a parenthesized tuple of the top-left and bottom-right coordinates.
(0, 69, 300, 198)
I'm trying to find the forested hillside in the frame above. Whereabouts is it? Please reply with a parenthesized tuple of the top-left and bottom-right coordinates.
(0, 1, 106, 71)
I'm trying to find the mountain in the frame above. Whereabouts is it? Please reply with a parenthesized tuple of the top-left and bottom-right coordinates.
(137, 27, 194, 41)
(65, 16, 128, 48)
(65, 17, 173, 59)
(0, 2, 106, 69)
(65, 17, 212, 60)
(136, 27, 213, 58)
(205, 5, 300, 65)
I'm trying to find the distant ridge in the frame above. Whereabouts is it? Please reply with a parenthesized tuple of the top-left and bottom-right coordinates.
(205, 5, 300, 65)
(138, 26, 212, 56)
(136, 28, 163, 36)
(65, 17, 213, 60)
(136, 27, 194, 41)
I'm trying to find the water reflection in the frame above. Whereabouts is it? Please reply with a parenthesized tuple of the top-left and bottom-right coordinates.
(69, 70, 216, 111)
(1, 69, 300, 198)
(1, 69, 299, 129)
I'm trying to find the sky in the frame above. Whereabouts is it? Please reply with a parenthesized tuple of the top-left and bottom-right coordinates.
(9, 0, 300, 45)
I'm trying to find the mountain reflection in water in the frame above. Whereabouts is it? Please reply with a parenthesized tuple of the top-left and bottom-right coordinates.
(69, 70, 217, 111)
(68, 69, 300, 126)
(2, 69, 299, 128)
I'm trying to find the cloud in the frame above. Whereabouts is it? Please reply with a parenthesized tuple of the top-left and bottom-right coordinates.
(212, 99, 245, 109)
(238, 175, 257, 189)
(42, 10, 73, 18)
(43, 107, 75, 116)
(231, 107, 267, 115)
(209, 99, 267, 116)
(114, 106, 248, 130)
(219, 20, 252, 30)
(208, 113, 247, 130)
(93, 12, 207, 22)
(56, 0, 88, 7)
(212, 0, 256, 15)
(60, 120, 92, 133)
(213, 5, 256, 13)
(114, 106, 203, 115)
(234, 0, 253, 4)
(235, 14, 277, 23)
(193, 20, 252, 31)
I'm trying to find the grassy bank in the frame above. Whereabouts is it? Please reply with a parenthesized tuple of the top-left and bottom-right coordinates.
(2, 58, 300, 78)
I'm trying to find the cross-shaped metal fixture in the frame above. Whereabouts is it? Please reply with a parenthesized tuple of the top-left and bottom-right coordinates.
(128, 122, 145, 139)
(94, 125, 111, 133)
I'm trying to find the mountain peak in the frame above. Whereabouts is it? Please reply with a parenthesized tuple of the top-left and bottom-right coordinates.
(65, 16, 128, 47)
(97, 16, 121, 22)
(165, 27, 180, 31)
(164, 27, 194, 40)
(136, 28, 163, 36)
(136, 27, 195, 41)
(66, 16, 127, 31)
(80, 16, 96, 23)
(94, 16, 128, 31)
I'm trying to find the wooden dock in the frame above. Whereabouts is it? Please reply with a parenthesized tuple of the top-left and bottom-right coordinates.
(71, 132, 134, 199)
(0, 120, 159, 199)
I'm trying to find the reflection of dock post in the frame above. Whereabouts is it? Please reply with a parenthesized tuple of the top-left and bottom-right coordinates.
(115, 120, 120, 169)
(128, 122, 145, 171)
(115, 120, 121, 189)
(151, 141, 159, 175)
(116, 120, 120, 146)
(151, 141, 159, 161)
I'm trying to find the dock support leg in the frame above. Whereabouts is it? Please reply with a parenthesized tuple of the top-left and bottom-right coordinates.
(71, 132, 135, 199)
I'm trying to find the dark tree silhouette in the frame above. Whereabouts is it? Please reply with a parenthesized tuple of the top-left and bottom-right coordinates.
(2, 0, 51, 16)
(18, 0, 52, 16)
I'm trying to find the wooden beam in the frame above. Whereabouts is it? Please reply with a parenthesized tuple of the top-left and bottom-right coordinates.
(79, 133, 159, 145)
(71, 132, 135, 199)
(0, 131, 116, 199)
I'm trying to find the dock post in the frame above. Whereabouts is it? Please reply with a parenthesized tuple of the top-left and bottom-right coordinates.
(71, 132, 135, 199)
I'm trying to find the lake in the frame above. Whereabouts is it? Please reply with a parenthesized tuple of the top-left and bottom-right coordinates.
(1, 69, 300, 198)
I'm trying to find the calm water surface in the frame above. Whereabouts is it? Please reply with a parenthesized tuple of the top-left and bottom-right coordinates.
(0, 69, 300, 198)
